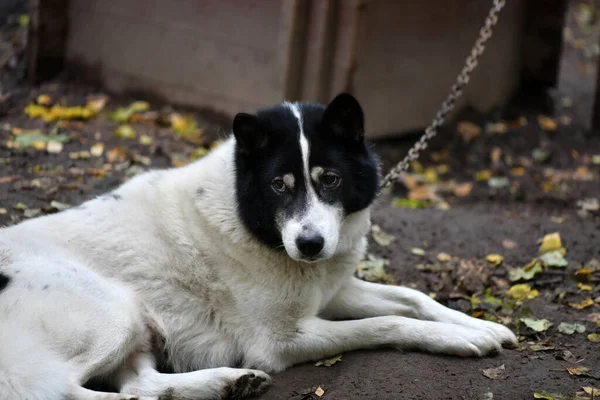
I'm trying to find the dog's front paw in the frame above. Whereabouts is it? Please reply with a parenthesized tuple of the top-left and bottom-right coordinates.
(470, 319, 518, 348)
(222, 369, 272, 400)
(414, 323, 504, 357)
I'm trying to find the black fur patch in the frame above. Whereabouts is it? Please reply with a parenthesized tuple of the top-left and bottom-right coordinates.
(233, 93, 379, 250)
(0, 273, 10, 292)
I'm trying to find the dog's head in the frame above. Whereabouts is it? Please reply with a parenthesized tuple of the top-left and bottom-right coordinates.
(233, 93, 379, 262)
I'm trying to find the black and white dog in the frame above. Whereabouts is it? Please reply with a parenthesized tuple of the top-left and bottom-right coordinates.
(0, 93, 516, 400)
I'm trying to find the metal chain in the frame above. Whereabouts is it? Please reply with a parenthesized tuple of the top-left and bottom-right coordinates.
(379, 0, 507, 191)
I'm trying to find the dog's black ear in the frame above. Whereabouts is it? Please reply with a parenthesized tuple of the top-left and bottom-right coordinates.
(322, 93, 364, 142)
(233, 112, 268, 154)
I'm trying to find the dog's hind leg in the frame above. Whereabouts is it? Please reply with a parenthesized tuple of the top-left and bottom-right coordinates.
(118, 353, 271, 400)
(68, 386, 141, 400)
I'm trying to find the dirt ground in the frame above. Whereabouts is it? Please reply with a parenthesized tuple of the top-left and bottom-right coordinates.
(1, 9, 600, 398)
(0, 80, 598, 400)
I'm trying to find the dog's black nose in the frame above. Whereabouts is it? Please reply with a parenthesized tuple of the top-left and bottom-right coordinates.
(296, 234, 324, 257)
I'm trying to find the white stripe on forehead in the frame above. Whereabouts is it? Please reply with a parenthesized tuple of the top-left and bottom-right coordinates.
(284, 102, 312, 187)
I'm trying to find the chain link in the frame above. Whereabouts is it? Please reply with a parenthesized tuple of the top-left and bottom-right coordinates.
(379, 0, 507, 191)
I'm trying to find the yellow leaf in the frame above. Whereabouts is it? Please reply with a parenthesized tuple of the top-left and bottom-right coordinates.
(588, 333, 599, 343)
(539, 233, 563, 254)
(510, 167, 525, 177)
(315, 387, 325, 397)
(569, 298, 595, 310)
(37, 94, 52, 105)
(315, 354, 342, 367)
(537, 115, 557, 131)
(486, 254, 504, 267)
(452, 182, 473, 197)
(456, 121, 481, 142)
(114, 124, 136, 140)
(575, 268, 593, 281)
(577, 282, 593, 291)
(567, 366, 590, 376)
(475, 170, 491, 181)
(106, 147, 127, 163)
(411, 248, 426, 257)
(85, 94, 109, 113)
(46, 141, 63, 154)
(507, 284, 539, 301)
(423, 168, 438, 184)
(139, 135, 153, 146)
(90, 143, 105, 157)
(437, 252, 452, 262)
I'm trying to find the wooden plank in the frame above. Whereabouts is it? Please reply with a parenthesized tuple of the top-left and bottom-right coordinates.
(27, 0, 69, 84)
(555, 0, 600, 131)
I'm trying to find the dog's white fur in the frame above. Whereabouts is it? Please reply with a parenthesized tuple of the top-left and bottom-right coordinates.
(0, 135, 516, 400)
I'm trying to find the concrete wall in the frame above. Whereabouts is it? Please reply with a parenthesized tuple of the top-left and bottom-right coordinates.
(62, 0, 525, 138)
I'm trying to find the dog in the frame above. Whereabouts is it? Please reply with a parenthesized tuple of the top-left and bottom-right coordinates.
(0, 93, 517, 400)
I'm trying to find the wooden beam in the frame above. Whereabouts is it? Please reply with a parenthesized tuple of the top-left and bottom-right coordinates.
(555, 0, 600, 130)
(27, 0, 69, 84)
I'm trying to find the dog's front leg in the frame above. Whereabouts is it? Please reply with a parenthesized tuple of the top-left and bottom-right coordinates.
(266, 315, 504, 371)
(321, 277, 516, 347)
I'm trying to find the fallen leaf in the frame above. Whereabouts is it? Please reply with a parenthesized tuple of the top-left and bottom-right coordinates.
(356, 255, 394, 284)
(488, 177, 509, 189)
(392, 198, 432, 209)
(49, 201, 70, 211)
(411, 248, 426, 257)
(537, 115, 557, 131)
(509, 261, 543, 282)
(575, 268, 593, 281)
(0, 176, 19, 184)
(106, 147, 127, 163)
(511, 167, 526, 177)
(592, 155, 600, 165)
(558, 322, 586, 335)
(14, 131, 70, 147)
(475, 170, 491, 181)
(457, 121, 481, 142)
(502, 239, 517, 249)
(371, 225, 395, 247)
(559, 350, 577, 363)
(114, 124, 136, 140)
(486, 254, 504, 267)
(507, 284, 539, 300)
(569, 298, 595, 310)
(539, 233, 564, 254)
(582, 387, 600, 396)
(90, 143, 105, 157)
(437, 252, 452, 262)
(486, 121, 508, 134)
(0, 208, 6, 214)
(540, 250, 568, 268)
(14, 202, 27, 210)
(567, 366, 590, 376)
(482, 392, 494, 400)
(550, 216, 565, 223)
(452, 182, 473, 197)
(574, 166, 595, 181)
(315, 354, 342, 367)
(37, 94, 52, 105)
(46, 141, 63, 154)
(482, 364, 506, 380)
(491, 147, 502, 164)
(529, 343, 555, 352)
(588, 333, 599, 342)
(69, 151, 91, 160)
(520, 317, 552, 332)
(85, 94, 109, 113)
(315, 387, 325, 398)
(23, 208, 41, 218)
(139, 135, 153, 146)
(578, 283, 593, 291)
(533, 148, 551, 163)
(533, 393, 568, 400)
(18, 14, 29, 27)
(107, 101, 150, 123)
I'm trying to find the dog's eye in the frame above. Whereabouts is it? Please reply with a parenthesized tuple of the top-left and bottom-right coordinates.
(271, 178, 286, 193)
(321, 172, 340, 189)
